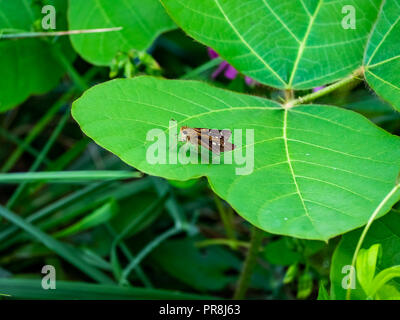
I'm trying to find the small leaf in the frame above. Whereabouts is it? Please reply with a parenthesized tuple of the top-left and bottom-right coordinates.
(356, 244, 381, 295)
(283, 263, 298, 284)
(369, 266, 400, 298)
(376, 284, 400, 300)
(330, 211, 400, 299)
(68, 0, 175, 65)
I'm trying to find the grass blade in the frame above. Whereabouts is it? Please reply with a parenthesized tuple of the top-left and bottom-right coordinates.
(0, 279, 215, 300)
(0, 171, 142, 183)
(0, 205, 114, 285)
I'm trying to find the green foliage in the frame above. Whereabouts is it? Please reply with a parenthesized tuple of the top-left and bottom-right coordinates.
(162, 0, 380, 89)
(264, 237, 324, 266)
(331, 211, 400, 299)
(151, 237, 240, 291)
(72, 77, 400, 240)
(364, 0, 400, 111)
(0, 278, 214, 299)
(53, 200, 119, 238)
(317, 281, 330, 300)
(0, 0, 74, 111)
(2, 0, 400, 301)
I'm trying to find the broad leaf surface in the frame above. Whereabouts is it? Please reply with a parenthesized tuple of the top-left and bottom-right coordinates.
(364, 0, 400, 111)
(330, 211, 400, 299)
(0, 0, 73, 112)
(68, 0, 175, 66)
(161, 0, 381, 89)
(72, 77, 400, 240)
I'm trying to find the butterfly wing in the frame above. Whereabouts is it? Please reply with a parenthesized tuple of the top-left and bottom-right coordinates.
(199, 135, 221, 154)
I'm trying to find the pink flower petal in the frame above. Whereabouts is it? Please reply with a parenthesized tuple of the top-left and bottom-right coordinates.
(312, 86, 325, 93)
(212, 61, 229, 79)
(245, 76, 255, 86)
(224, 65, 238, 80)
(207, 48, 219, 59)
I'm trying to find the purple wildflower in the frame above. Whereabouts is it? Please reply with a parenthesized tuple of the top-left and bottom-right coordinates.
(208, 48, 255, 86)
(312, 86, 326, 93)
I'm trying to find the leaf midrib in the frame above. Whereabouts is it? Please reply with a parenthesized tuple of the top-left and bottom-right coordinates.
(213, 0, 287, 86)
(288, 0, 323, 87)
(283, 109, 321, 237)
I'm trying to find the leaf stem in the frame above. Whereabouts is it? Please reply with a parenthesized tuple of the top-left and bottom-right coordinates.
(284, 66, 365, 109)
(196, 238, 250, 249)
(214, 195, 237, 248)
(346, 180, 400, 300)
(51, 43, 88, 91)
(233, 226, 264, 299)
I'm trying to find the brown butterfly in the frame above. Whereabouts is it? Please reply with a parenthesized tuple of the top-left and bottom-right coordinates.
(179, 126, 235, 155)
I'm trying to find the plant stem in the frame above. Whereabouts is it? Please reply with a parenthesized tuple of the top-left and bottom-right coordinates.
(196, 238, 250, 249)
(0, 127, 50, 164)
(110, 193, 168, 282)
(151, 177, 188, 229)
(214, 195, 237, 248)
(106, 224, 153, 288)
(346, 180, 400, 300)
(0, 182, 105, 244)
(120, 226, 181, 284)
(0, 204, 114, 284)
(233, 226, 264, 299)
(285, 66, 364, 109)
(180, 58, 223, 80)
(52, 45, 88, 91)
(284, 89, 294, 102)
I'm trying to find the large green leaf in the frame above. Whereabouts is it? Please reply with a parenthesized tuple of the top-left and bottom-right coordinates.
(72, 77, 400, 240)
(0, 0, 74, 112)
(364, 0, 400, 111)
(330, 211, 400, 299)
(161, 0, 381, 89)
(68, 0, 175, 66)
